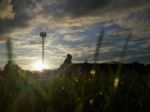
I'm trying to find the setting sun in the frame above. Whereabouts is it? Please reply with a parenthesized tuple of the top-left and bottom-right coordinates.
(32, 61, 49, 71)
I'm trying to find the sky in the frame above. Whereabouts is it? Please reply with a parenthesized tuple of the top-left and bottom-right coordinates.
(0, 0, 150, 70)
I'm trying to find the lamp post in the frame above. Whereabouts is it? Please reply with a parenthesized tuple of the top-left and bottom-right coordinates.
(40, 32, 47, 69)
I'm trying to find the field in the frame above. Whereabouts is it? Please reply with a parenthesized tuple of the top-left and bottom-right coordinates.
(0, 63, 150, 112)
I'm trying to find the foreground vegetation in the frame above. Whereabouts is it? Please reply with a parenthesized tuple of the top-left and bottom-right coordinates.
(0, 64, 150, 112)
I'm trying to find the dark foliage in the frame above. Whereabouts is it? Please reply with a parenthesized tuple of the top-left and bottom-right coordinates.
(0, 62, 150, 112)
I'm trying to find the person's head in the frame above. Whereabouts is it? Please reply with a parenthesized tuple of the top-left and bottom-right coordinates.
(8, 60, 11, 64)
(67, 54, 72, 59)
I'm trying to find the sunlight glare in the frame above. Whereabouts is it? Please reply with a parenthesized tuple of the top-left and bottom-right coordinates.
(32, 61, 49, 71)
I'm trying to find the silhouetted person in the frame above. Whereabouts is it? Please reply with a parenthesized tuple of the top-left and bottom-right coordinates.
(4, 61, 21, 72)
(4, 61, 12, 71)
(63, 54, 72, 66)
(60, 54, 72, 71)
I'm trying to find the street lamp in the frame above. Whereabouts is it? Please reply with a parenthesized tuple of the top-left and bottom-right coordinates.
(40, 32, 47, 69)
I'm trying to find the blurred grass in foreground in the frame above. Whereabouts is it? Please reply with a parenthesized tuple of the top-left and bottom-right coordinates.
(0, 66, 149, 112)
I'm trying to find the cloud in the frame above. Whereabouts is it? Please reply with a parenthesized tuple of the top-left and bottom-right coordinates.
(42, 0, 150, 18)
(63, 35, 86, 42)
(62, 0, 110, 17)
(1, 0, 149, 41)
(0, 0, 150, 69)
(38, 0, 150, 38)
(0, 0, 38, 40)
(0, 0, 15, 19)
(118, 7, 150, 37)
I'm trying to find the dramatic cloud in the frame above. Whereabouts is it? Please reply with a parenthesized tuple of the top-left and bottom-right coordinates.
(43, 0, 150, 17)
(0, 0, 149, 69)
(119, 7, 150, 36)
(0, 0, 38, 40)
(0, 0, 15, 19)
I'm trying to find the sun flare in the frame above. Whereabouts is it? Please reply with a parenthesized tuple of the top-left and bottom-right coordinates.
(32, 61, 49, 71)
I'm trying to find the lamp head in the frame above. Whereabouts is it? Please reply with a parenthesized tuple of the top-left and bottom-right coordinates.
(40, 32, 47, 38)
